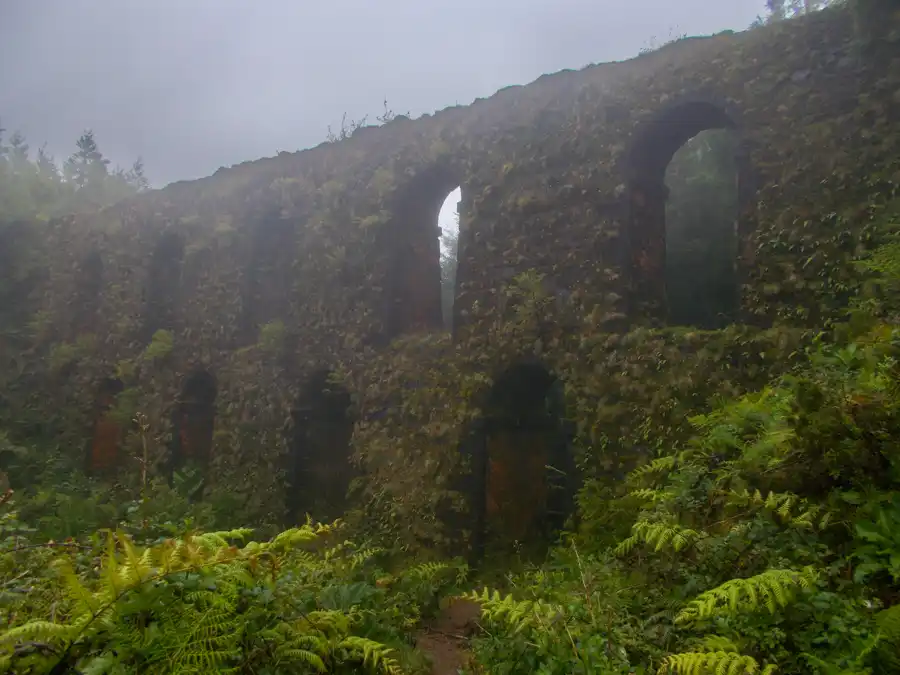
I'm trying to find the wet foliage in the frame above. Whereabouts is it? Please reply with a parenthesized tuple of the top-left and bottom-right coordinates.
(1, 1, 900, 672)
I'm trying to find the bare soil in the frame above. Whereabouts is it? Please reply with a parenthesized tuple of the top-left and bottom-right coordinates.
(415, 598, 481, 675)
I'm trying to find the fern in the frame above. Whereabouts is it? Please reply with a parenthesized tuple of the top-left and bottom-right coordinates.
(727, 489, 833, 531)
(465, 588, 562, 634)
(615, 519, 709, 556)
(676, 567, 818, 624)
(0, 519, 414, 674)
(873, 604, 900, 672)
(402, 560, 452, 582)
(658, 650, 777, 674)
(628, 452, 695, 485)
(336, 635, 403, 674)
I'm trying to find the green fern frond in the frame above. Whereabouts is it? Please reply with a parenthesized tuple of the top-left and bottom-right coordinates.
(0, 619, 81, 646)
(658, 650, 776, 674)
(874, 604, 900, 671)
(464, 588, 561, 634)
(402, 561, 452, 582)
(305, 609, 352, 638)
(628, 453, 691, 485)
(630, 488, 674, 503)
(336, 635, 403, 674)
(695, 634, 741, 653)
(616, 519, 708, 556)
(676, 567, 818, 624)
(615, 534, 641, 556)
(727, 489, 833, 531)
(350, 547, 384, 569)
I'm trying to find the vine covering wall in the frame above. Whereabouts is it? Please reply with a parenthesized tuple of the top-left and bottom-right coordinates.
(1, 3, 899, 554)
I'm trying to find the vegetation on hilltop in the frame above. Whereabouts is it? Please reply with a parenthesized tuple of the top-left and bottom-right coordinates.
(0, 123, 148, 224)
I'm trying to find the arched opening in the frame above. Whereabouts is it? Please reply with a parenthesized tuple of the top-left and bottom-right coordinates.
(71, 250, 104, 337)
(142, 231, 185, 341)
(439, 187, 461, 331)
(170, 369, 217, 474)
(627, 101, 743, 326)
(665, 128, 740, 327)
(286, 370, 355, 523)
(239, 213, 296, 345)
(386, 167, 462, 339)
(470, 363, 575, 560)
(86, 377, 124, 476)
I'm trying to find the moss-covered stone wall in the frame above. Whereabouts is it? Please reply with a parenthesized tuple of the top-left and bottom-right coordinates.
(3, 4, 900, 552)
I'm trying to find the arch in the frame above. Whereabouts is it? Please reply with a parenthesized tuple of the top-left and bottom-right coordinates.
(385, 165, 463, 339)
(625, 99, 750, 323)
(70, 249, 104, 337)
(467, 361, 575, 561)
(142, 231, 185, 341)
(286, 369, 355, 523)
(86, 377, 124, 476)
(439, 187, 462, 331)
(170, 369, 218, 474)
(665, 128, 741, 327)
(239, 212, 296, 345)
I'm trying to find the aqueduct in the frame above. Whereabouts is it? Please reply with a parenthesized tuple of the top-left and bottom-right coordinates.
(3, 3, 900, 555)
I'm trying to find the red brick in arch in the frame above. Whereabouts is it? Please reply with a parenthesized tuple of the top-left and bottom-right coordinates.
(87, 377, 124, 475)
(481, 362, 569, 549)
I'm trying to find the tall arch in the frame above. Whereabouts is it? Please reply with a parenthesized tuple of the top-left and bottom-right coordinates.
(465, 362, 576, 561)
(85, 377, 124, 476)
(142, 231, 185, 341)
(239, 212, 296, 345)
(385, 166, 463, 340)
(170, 369, 218, 474)
(625, 99, 750, 324)
(70, 249, 104, 338)
(286, 370, 355, 523)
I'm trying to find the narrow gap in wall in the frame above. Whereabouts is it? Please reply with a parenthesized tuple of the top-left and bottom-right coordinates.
(438, 187, 461, 331)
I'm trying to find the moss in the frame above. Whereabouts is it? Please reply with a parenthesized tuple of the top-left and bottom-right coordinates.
(2, 2, 899, 545)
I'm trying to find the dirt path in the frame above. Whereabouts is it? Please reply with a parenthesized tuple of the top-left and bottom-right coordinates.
(415, 598, 481, 675)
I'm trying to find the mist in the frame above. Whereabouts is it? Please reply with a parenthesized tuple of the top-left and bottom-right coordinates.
(1, 0, 767, 187)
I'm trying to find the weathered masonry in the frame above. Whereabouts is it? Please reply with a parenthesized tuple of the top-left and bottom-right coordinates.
(3, 3, 899, 555)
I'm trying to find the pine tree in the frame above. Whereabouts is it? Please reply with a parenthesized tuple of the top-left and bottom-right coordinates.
(125, 157, 149, 192)
(64, 129, 109, 191)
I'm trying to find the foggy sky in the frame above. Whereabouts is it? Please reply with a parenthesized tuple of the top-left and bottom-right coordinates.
(1, 0, 767, 187)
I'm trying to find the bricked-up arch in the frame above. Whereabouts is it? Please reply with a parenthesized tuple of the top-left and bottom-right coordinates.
(86, 377, 124, 476)
(170, 369, 217, 474)
(239, 212, 296, 345)
(286, 370, 355, 523)
(386, 166, 463, 339)
(626, 100, 748, 323)
(142, 231, 185, 341)
(470, 362, 575, 560)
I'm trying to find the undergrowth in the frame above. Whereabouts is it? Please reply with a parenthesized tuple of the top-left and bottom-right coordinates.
(4, 202, 900, 675)
(0, 510, 465, 674)
(460, 236, 900, 674)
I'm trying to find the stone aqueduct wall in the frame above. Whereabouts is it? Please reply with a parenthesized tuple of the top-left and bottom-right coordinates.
(8, 4, 900, 546)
